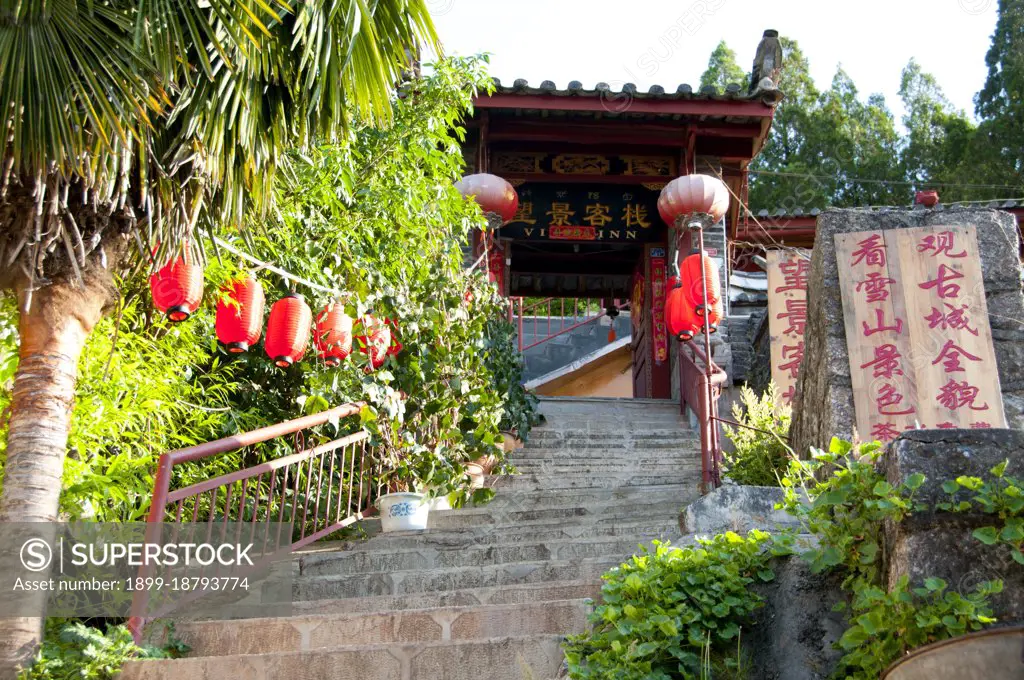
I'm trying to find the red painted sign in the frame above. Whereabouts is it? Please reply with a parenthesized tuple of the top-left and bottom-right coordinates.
(650, 252, 668, 364)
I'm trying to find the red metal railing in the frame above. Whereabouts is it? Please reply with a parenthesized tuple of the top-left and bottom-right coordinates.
(509, 297, 625, 352)
(679, 340, 729, 490)
(127, 402, 378, 640)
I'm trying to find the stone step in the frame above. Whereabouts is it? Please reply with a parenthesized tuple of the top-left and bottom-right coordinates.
(338, 517, 680, 549)
(524, 426, 692, 440)
(365, 503, 683, 532)
(512, 461, 696, 475)
(536, 396, 680, 414)
(164, 600, 590, 658)
(298, 536, 662, 576)
(292, 556, 623, 601)
(122, 635, 566, 680)
(513, 442, 699, 458)
(290, 580, 602, 616)
(489, 473, 700, 491)
(466, 483, 694, 508)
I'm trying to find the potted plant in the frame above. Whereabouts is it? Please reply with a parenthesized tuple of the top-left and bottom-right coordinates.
(377, 490, 429, 532)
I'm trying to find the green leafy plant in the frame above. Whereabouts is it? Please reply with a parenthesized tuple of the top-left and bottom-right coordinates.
(721, 384, 792, 486)
(833, 576, 1000, 679)
(564, 531, 790, 679)
(779, 437, 1003, 679)
(780, 437, 926, 586)
(18, 620, 187, 680)
(938, 460, 1024, 565)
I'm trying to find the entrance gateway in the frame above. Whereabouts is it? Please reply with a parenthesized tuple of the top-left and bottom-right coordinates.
(461, 47, 783, 398)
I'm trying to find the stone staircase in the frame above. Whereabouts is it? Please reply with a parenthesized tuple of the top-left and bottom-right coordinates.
(123, 397, 702, 680)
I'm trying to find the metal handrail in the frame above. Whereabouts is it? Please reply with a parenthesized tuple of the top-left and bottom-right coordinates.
(678, 340, 728, 490)
(509, 297, 627, 352)
(127, 402, 374, 640)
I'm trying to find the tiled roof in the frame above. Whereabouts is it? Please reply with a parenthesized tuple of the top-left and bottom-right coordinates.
(489, 78, 784, 106)
(754, 201, 1023, 219)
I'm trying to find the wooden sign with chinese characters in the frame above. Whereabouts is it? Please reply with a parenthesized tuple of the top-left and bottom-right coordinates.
(650, 248, 668, 365)
(497, 183, 662, 243)
(766, 250, 810, 408)
(835, 226, 1005, 443)
(892, 226, 1005, 429)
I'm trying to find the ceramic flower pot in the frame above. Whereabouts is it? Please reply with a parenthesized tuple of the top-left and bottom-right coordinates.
(377, 492, 429, 532)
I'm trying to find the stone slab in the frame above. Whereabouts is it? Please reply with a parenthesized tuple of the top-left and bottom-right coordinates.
(790, 208, 1024, 457)
(883, 429, 1024, 622)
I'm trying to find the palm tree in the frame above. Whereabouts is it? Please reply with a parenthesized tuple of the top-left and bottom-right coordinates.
(0, 1, 437, 672)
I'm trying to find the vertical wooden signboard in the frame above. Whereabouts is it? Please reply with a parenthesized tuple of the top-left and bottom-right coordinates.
(835, 226, 1004, 442)
(650, 248, 669, 366)
(893, 226, 1005, 429)
(767, 250, 810, 408)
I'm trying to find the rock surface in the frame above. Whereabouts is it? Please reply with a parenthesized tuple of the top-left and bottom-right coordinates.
(883, 429, 1024, 622)
(790, 207, 1024, 457)
(746, 558, 847, 680)
(679, 484, 801, 535)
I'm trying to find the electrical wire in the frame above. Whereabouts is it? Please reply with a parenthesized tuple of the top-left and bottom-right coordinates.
(747, 169, 1024, 192)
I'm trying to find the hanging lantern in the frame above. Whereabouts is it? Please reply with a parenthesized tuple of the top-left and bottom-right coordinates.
(265, 293, 312, 368)
(658, 175, 730, 231)
(665, 281, 700, 341)
(314, 301, 353, 367)
(455, 173, 519, 229)
(680, 252, 723, 334)
(150, 249, 204, 322)
(357, 316, 392, 370)
(215, 276, 265, 353)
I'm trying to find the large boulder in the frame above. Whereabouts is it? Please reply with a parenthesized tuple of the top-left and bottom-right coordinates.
(883, 428, 1024, 622)
(789, 207, 1024, 457)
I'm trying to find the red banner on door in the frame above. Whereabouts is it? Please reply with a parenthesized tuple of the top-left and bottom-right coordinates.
(650, 253, 668, 364)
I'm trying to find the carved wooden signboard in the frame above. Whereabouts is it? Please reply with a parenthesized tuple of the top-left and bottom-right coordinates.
(834, 226, 1005, 442)
(767, 249, 810, 408)
(498, 183, 663, 243)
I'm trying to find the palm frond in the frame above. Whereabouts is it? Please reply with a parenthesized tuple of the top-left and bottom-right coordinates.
(0, 0, 438, 297)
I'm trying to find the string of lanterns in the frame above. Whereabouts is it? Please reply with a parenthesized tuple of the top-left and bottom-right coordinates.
(148, 253, 399, 370)
(148, 172, 725, 368)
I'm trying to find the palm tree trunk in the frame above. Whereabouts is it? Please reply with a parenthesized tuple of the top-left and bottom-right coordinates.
(0, 273, 111, 678)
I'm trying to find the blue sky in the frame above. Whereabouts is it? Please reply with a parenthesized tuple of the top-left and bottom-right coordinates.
(427, 0, 999, 123)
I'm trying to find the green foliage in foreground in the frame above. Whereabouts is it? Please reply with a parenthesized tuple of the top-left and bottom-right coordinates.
(939, 460, 1024, 565)
(782, 438, 1007, 678)
(18, 621, 187, 680)
(1, 56, 535, 521)
(564, 532, 792, 679)
(721, 384, 792, 487)
(568, 437, 1019, 679)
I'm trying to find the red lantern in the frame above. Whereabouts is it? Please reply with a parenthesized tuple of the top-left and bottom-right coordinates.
(915, 190, 940, 208)
(665, 281, 700, 341)
(679, 253, 723, 335)
(265, 293, 312, 368)
(385, 318, 403, 357)
(455, 174, 519, 225)
(215, 276, 265, 353)
(149, 250, 204, 322)
(658, 175, 730, 229)
(314, 301, 353, 367)
(357, 316, 392, 370)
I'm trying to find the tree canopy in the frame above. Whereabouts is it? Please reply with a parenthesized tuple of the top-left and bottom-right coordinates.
(746, 20, 1024, 211)
(699, 41, 747, 90)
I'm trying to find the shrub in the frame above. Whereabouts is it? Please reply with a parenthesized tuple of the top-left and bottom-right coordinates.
(18, 621, 186, 680)
(564, 532, 788, 679)
(780, 437, 1003, 679)
(721, 384, 792, 486)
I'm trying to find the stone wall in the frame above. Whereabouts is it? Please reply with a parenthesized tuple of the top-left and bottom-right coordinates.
(883, 429, 1024, 622)
(790, 207, 1024, 457)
